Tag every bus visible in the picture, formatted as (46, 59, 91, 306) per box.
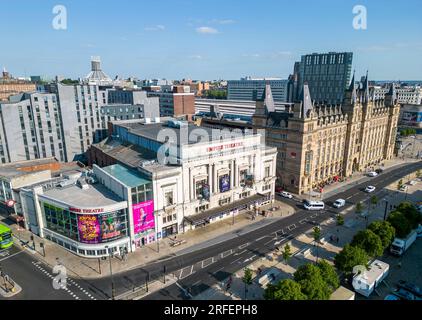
(303, 200, 325, 211)
(0, 224, 13, 250)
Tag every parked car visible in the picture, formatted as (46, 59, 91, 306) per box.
(397, 280, 422, 298)
(278, 191, 293, 199)
(399, 185, 408, 192)
(375, 168, 384, 174)
(364, 186, 376, 193)
(333, 199, 346, 208)
(393, 288, 421, 300)
(408, 180, 418, 186)
(367, 171, 378, 177)
(384, 294, 400, 300)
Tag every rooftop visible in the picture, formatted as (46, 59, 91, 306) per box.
(42, 182, 125, 209)
(117, 119, 255, 145)
(0, 158, 58, 179)
(102, 164, 150, 188)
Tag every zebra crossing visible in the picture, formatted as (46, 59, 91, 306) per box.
(31, 261, 96, 300)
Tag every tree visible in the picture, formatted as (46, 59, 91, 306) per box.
(398, 179, 403, 190)
(387, 210, 413, 238)
(336, 214, 345, 226)
(416, 169, 421, 179)
(60, 78, 79, 85)
(334, 244, 369, 274)
(316, 260, 340, 292)
(368, 221, 396, 250)
(282, 244, 292, 264)
(294, 264, 331, 300)
(351, 229, 384, 258)
(312, 226, 322, 262)
(397, 202, 422, 228)
(370, 196, 378, 208)
(264, 279, 307, 300)
(356, 202, 364, 215)
(242, 268, 253, 300)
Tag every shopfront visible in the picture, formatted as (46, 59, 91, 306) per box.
(40, 200, 130, 258)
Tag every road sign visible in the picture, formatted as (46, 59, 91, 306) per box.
(6, 199, 16, 207)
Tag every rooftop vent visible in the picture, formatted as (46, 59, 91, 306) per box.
(57, 179, 75, 188)
(77, 178, 90, 190)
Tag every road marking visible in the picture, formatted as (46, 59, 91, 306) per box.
(243, 255, 257, 264)
(231, 257, 242, 265)
(192, 280, 201, 286)
(234, 249, 247, 256)
(288, 224, 296, 231)
(221, 250, 233, 258)
(238, 243, 250, 250)
(175, 282, 193, 298)
(213, 267, 224, 274)
(201, 257, 215, 268)
(264, 239, 274, 245)
(0, 250, 24, 262)
(299, 219, 307, 224)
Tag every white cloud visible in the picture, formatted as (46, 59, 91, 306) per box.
(196, 26, 219, 34)
(189, 55, 203, 60)
(212, 19, 236, 25)
(144, 25, 165, 31)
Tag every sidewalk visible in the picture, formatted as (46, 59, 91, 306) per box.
(5, 200, 295, 281)
(194, 170, 421, 300)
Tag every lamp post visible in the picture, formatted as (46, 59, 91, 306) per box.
(154, 211, 161, 253)
(105, 246, 115, 300)
(383, 199, 389, 221)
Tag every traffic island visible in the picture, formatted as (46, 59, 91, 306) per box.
(0, 276, 22, 298)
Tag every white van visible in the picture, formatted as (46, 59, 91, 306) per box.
(303, 200, 325, 211)
(333, 199, 346, 208)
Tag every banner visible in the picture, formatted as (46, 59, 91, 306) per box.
(78, 215, 101, 244)
(219, 174, 230, 193)
(133, 200, 155, 234)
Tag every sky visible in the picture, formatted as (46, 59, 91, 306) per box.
(0, 0, 421, 81)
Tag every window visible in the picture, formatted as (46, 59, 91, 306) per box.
(264, 166, 271, 178)
(164, 191, 174, 206)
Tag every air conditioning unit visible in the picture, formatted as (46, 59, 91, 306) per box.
(145, 118, 151, 124)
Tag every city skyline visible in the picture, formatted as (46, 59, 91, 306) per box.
(1, 0, 421, 81)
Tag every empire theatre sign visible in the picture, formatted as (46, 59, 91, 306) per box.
(69, 207, 105, 214)
(206, 142, 244, 153)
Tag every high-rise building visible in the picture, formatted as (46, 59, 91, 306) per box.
(147, 85, 195, 118)
(373, 85, 422, 105)
(0, 68, 37, 101)
(0, 92, 66, 163)
(294, 52, 353, 104)
(227, 78, 289, 102)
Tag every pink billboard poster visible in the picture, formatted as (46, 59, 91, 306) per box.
(78, 215, 101, 244)
(133, 200, 155, 234)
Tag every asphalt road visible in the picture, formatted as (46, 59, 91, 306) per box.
(2, 161, 421, 300)
(0, 245, 107, 300)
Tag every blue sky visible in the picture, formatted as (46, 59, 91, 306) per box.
(1, 0, 421, 80)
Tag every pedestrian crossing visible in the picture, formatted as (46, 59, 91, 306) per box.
(31, 261, 96, 300)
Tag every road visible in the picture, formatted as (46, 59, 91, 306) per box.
(1, 160, 420, 300)
(0, 245, 107, 300)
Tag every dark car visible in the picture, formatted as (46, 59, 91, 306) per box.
(375, 168, 384, 174)
(393, 288, 420, 301)
(397, 280, 422, 298)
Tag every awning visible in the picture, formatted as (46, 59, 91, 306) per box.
(184, 194, 269, 226)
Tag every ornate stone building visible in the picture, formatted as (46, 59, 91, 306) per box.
(252, 74, 400, 195)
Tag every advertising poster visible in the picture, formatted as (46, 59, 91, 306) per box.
(133, 200, 155, 234)
(219, 174, 230, 193)
(100, 211, 124, 241)
(78, 215, 101, 244)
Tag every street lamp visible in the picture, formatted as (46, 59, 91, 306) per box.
(383, 199, 389, 221)
(105, 245, 115, 300)
(154, 211, 161, 253)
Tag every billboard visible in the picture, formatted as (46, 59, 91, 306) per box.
(133, 200, 155, 234)
(100, 211, 124, 241)
(78, 215, 101, 244)
(219, 174, 230, 193)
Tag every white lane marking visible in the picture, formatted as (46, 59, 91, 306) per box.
(234, 249, 247, 256)
(243, 255, 257, 263)
(288, 224, 297, 230)
(231, 257, 242, 265)
(238, 243, 250, 250)
(0, 250, 24, 262)
(201, 257, 215, 269)
(221, 250, 233, 258)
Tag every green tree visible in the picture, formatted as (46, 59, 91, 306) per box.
(368, 221, 396, 250)
(334, 244, 369, 274)
(294, 264, 331, 300)
(351, 229, 384, 257)
(336, 214, 345, 226)
(242, 268, 253, 300)
(282, 244, 292, 264)
(416, 169, 421, 179)
(387, 210, 413, 238)
(316, 260, 340, 292)
(397, 202, 422, 228)
(398, 179, 403, 190)
(264, 279, 307, 300)
(356, 202, 364, 215)
(60, 78, 80, 85)
(312, 226, 322, 262)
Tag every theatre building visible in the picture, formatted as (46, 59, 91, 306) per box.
(89, 117, 278, 236)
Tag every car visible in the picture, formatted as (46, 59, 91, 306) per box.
(375, 168, 384, 174)
(367, 171, 378, 177)
(333, 199, 346, 208)
(392, 288, 420, 300)
(397, 280, 422, 298)
(408, 180, 418, 186)
(399, 185, 408, 192)
(278, 191, 293, 199)
(364, 186, 376, 193)
(384, 294, 400, 300)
